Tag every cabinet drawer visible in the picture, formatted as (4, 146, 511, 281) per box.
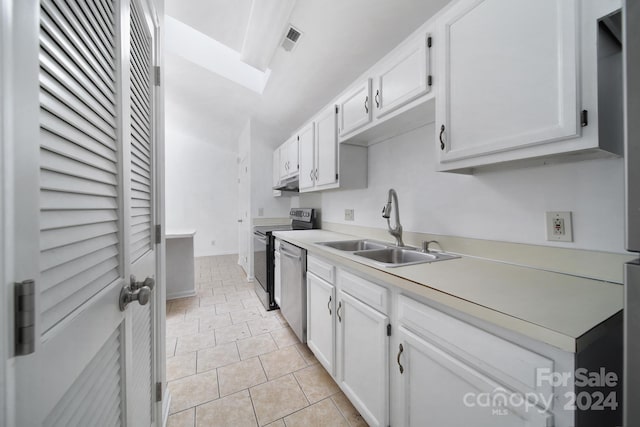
(307, 255, 335, 283)
(338, 270, 388, 314)
(397, 295, 553, 398)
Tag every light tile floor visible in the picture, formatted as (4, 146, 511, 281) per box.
(166, 254, 368, 427)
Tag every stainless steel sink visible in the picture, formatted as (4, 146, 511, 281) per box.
(353, 247, 460, 268)
(317, 238, 460, 267)
(318, 240, 389, 251)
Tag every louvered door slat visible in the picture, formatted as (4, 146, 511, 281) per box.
(54, 343, 120, 427)
(39, 31, 115, 110)
(41, 221, 118, 251)
(42, 259, 119, 327)
(41, 209, 118, 230)
(87, 1, 114, 37)
(131, 214, 151, 227)
(73, 0, 114, 49)
(132, 180, 150, 193)
(41, 170, 118, 198)
(131, 5, 151, 58)
(41, 1, 114, 90)
(41, 111, 116, 159)
(41, 191, 118, 211)
(132, 108, 151, 139)
(40, 55, 116, 128)
(40, 77, 116, 138)
(40, 92, 117, 149)
(41, 131, 117, 174)
(41, 245, 119, 291)
(46, 0, 114, 76)
(45, 329, 122, 427)
(40, 149, 117, 185)
(41, 234, 118, 271)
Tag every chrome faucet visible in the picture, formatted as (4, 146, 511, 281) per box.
(382, 188, 404, 247)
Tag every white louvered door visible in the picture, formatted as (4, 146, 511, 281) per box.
(11, 0, 160, 425)
(128, 1, 157, 426)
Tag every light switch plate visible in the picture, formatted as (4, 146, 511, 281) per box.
(546, 211, 573, 242)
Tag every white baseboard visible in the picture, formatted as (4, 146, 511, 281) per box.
(166, 290, 197, 300)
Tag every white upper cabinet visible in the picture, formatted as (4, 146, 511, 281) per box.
(436, 0, 581, 170)
(337, 79, 372, 137)
(374, 33, 432, 118)
(315, 106, 339, 186)
(298, 121, 315, 191)
(278, 136, 299, 180)
(272, 149, 280, 187)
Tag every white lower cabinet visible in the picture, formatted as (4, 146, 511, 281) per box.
(395, 326, 552, 427)
(303, 252, 621, 427)
(306, 271, 335, 375)
(336, 289, 389, 427)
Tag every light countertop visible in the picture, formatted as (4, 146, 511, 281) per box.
(166, 229, 196, 239)
(273, 229, 623, 353)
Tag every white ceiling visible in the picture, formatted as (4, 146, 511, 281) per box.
(164, 0, 452, 150)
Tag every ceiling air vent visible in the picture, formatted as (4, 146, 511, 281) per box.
(281, 25, 302, 52)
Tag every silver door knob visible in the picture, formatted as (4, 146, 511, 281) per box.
(119, 285, 152, 311)
(130, 275, 155, 291)
(120, 275, 155, 311)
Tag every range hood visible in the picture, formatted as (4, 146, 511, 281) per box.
(273, 175, 299, 192)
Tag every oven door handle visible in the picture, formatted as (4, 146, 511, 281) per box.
(280, 247, 301, 261)
(253, 233, 267, 244)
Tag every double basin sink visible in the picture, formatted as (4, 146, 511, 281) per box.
(317, 239, 460, 268)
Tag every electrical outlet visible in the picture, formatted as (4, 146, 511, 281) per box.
(345, 209, 355, 221)
(546, 211, 573, 242)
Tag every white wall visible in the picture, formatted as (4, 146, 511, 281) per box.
(165, 125, 239, 257)
(250, 120, 292, 220)
(319, 123, 626, 253)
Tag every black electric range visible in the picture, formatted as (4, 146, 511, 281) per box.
(253, 208, 320, 311)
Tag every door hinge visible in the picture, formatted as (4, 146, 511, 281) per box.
(155, 224, 162, 244)
(428, 75, 433, 87)
(387, 324, 392, 336)
(581, 110, 588, 127)
(335, 173, 339, 180)
(15, 280, 36, 356)
(153, 66, 161, 86)
(427, 36, 432, 48)
(156, 382, 163, 402)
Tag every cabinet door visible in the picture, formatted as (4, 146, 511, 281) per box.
(287, 135, 299, 177)
(306, 272, 335, 375)
(315, 105, 338, 187)
(395, 327, 552, 427)
(279, 142, 289, 179)
(375, 33, 431, 118)
(272, 149, 280, 187)
(274, 250, 281, 306)
(338, 79, 372, 136)
(298, 123, 315, 190)
(337, 290, 389, 427)
(437, 0, 578, 163)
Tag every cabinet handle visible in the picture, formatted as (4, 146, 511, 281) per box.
(375, 89, 380, 108)
(315, 168, 319, 180)
(397, 343, 404, 374)
(310, 169, 314, 181)
(364, 96, 369, 114)
(439, 125, 446, 151)
(328, 295, 332, 315)
(337, 301, 342, 322)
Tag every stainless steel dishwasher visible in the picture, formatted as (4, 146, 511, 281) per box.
(279, 241, 307, 343)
